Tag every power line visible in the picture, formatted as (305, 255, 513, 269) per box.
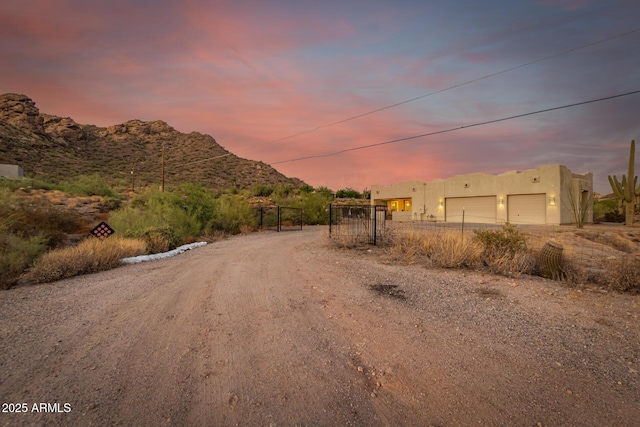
(271, 89, 640, 165)
(234, 27, 640, 151)
(180, 27, 640, 168)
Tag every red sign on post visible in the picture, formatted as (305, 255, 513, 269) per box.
(90, 222, 115, 239)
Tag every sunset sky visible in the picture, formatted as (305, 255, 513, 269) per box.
(1, 0, 639, 193)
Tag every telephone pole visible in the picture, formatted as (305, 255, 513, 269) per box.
(161, 143, 165, 192)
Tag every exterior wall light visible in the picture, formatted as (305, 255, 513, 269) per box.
(499, 198, 504, 206)
(439, 200, 444, 208)
(549, 196, 556, 206)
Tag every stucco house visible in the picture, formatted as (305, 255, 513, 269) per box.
(371, 164, 593, 225)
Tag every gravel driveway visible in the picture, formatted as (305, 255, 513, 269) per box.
(1, 227, 638, 426)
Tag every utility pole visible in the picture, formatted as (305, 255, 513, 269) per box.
(161, 143, 165, 192)
(131, 168, 135, 193)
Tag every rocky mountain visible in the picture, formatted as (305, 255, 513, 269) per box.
(0, 93, 304, 190)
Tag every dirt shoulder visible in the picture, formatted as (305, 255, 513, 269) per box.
(1, 227, 639, 426)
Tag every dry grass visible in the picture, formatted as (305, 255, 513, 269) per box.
(386, 229, 483, 268)
(486, 251, 537, 278)
(240, 224, 258, 234)
(575, 230, 635, 253)
(324, 229, 372, 249)
(605, 256, 640, 293)
(26, 237, 146, 284)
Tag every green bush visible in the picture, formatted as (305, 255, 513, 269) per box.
(0, 176, 62, 192)
(252, 184, 273, 197)
(210, 194, 257, 234)
(594, 199, 619, 222)
(110, 189, 201, 250)
(61, 174, 118, 198)
(272, 184, 293, 198)
(473, 224, 534, 276)
(109, 185, 259, 250)
(122, 225, 181, 254)
(473, 223, 528, 256)
(299, 184, 314, 194)
(299, 192, 333, 225)
(336, 188, 362, 198)
(0, 231, 47, 289)
(0, 190, 83, 248)
(604, 211, 625, 223)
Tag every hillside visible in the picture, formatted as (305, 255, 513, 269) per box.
(0, 93, 304, 190)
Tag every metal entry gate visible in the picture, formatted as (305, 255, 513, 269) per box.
(255, 206, 303, 231)
(329, 204, 387, 245)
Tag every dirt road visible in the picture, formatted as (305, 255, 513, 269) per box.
(1, 227, 639, 426)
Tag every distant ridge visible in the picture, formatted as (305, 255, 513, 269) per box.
(0, 93, 304, 190)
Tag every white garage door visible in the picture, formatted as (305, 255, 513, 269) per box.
(445, 196, 496, 224)
(508, 194, 546, 225)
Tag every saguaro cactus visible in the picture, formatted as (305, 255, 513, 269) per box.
(608, 140, 638, 225)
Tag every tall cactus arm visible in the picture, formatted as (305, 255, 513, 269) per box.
(628, 140, 635, 200)
(629, 140, 635, 176)
(608, 175, 628, 201)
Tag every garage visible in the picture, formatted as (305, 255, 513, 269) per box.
(508, 194, 546, 225)
(445, 196, 496, 224)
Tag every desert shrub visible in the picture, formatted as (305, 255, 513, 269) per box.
(336, 188, 362, 199)
(426, 230, 482, 268)
(0, 176, 61, 192)
(575, 231, 634, 253)
(474, 224, 527, 256)
(61, 173, 118, 198)
(0, 231, 47, 289)
(604, 211, 625, 223)
(385, 228, 482, 268)
(111, 186, 258, 247)
(473, 224, 535, 276)
(26, 236, 146, 284)
(277, 191, 333, 225)
(606, 257, 640, 293)
(301, 192, 333, 225)
(272, 184, 293, 198)
(178, 183, 217, 228)
(210, 194, 257, 234)
(124, 225, 181, 253)
(252, 184, 273, 197)
(325, 230, 372, 249)
(299, 184, 314, 194)
(102, 195, 122, 210)
(110, 188, 205, 248)
(0, 190, 84, 248)
(593, 199, 618, 222)
(110, 204, 194, 251)
(239, 224, 258, 234)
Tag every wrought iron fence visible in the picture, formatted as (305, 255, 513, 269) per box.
(254, 206, 303, 231)
(255, 206, 279, 230)
(278, 206, 303, 231)
(329, 204, 387, 245)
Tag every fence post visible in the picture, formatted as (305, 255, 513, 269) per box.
(329, 204, 332, 236)
(461, 208, 465, 239)
(277, 206, 281, 232)
(373, 205, 377, 245)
